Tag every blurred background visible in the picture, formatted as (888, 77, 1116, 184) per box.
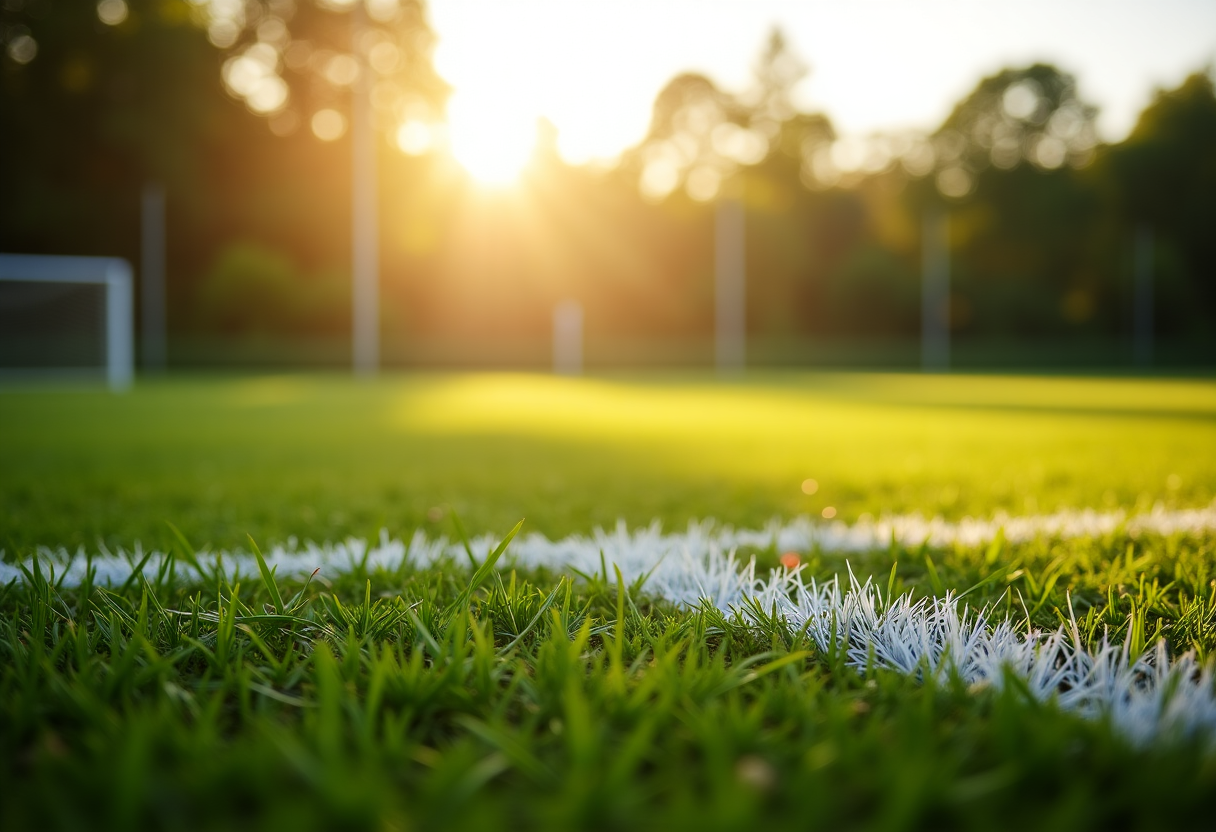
(2, 0, 1214, 372)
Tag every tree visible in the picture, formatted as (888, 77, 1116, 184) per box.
(1097, 71, 1216, 337)
(625, 28, 829, 204)
(188, 0, 450, 371)
(1, 0, 225, 255)
(927, 63, 1099, 200)
(191, 0, 448, 143)
(0, 1, 446, 351)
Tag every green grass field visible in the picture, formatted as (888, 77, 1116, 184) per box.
(3, 372, 1216, 831)
(3, 372, 1214, 550)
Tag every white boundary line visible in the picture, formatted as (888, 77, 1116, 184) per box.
(4, 503, 1216, 746)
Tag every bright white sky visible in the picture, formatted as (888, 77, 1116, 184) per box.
(428, 0, 1216, 170)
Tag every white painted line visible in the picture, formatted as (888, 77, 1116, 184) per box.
(4, 503, 1216, 746)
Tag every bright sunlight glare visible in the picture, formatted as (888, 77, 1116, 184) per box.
(428, 0, 1216, 162)
(446, 89, 537, 186)
(430, 2, 654, 167)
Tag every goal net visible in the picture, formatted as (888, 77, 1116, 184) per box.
(0, 255, 134, 390)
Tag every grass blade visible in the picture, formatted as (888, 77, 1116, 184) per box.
(248, 535, 286, 615)
(449, 519, 524, 613)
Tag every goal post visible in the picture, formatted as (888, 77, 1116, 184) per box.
(0, 254, 134, 390)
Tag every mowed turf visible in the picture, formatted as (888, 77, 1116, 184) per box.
(2, 371, 1214, 552)
(4, 372, 1216, 831)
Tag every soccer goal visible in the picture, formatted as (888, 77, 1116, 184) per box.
(0, 254, 134, 390)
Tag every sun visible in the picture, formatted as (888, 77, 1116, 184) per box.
(446, 90, 537, 186)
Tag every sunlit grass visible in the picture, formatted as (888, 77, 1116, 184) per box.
(2, 371, 1214, 551)
(4, 371, 1216, 830)
(4, 521, 1216, 831)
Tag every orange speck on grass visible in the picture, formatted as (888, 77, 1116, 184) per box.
(780, 552, 801, 570)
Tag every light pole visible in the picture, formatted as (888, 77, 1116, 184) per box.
(1133, 224, 1153, 368)
(714, 188, 746, 373)
(140, 182, 166, 372)
(553, 300, 584, 375)
(350, 4, 379, 375)
(921, 210, 950, 371)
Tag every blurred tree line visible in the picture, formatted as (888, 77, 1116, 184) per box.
(2, 1, 1214, 366)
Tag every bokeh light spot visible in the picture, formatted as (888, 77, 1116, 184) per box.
(366, 0, 401, 22)
(1033, 136, 1066, 169)
(936, 166, 973, 198)
(256, 17, 288, 46)
(1003, 81, 1041, 121)
(246, 76, 288, 114)
(311, 109, 347, 142)
(7, 34, 37, 65)
(901, 139, 936, 176)
(368, 42, 401, 75)
(640, 159, 680, 202)
(396, 120, 433, 156)
(97, 0, 128, 26)
(686, 167, 722, 202)
(324, 54, 359, 87)
(711, 123, 767, 165)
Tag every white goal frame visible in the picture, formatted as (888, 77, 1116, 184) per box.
(0, 254, 134, 390)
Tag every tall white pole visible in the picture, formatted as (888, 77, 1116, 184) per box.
(921, 210, 950, 371)
(1133, 224, 1153, 368)
(106, 260, 135, 391)
(553, 300, 583, 375)
(351, 5, 379, 374)
(140, 182, 166, 372)
(714, 193, 746, 373)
